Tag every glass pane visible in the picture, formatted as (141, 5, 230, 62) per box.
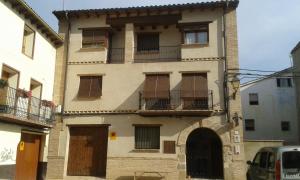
(197, 32, 208, 44)
(260, 152, 268, 168)
(185, 32, 196, 44)
(283, 151, 300, 169)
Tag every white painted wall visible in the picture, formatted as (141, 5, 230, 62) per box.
(0, 0, 56, 100)
(0, 0, 57, 176)
(241, 72, 299, 144)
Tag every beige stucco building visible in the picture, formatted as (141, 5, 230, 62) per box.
(47, 1, 246, 180)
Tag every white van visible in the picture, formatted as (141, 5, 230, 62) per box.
(247, 146, 300, 180)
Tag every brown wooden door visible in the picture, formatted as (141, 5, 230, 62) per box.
(67, 126, 108, 177)
(15, 133, 41, 180)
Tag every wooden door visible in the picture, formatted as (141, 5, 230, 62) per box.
(67, 126, 108, 177)
(15, 133, 41, 180)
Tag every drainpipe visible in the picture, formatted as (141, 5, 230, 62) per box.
(61, 12, 71, 124)
(223, 1, 230, 122)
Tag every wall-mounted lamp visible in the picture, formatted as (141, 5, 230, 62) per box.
(231, 76, 240, 99)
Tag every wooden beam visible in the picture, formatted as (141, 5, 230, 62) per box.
(107, 14, 181, 26)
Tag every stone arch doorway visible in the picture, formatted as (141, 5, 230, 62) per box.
(186, 128, 224, 179)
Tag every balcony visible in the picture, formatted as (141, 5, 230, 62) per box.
(107, 48, 125, 64)
(134, 46, 181, 62)
(138, 90, 214, 116)
(0, 86, 55, 128)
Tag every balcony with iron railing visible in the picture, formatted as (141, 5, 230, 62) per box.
(0, 86, 55, 127)
(138, 90, 214, 116)
(134, 46, 181, 62)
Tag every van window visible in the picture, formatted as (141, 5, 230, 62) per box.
(267, 152, 275, 169)
(253, 152, 261, 166)
(282, 151, 300, 169)
(259, 152, 268, 168)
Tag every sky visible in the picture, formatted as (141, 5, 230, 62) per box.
(24, 0, 300, 72)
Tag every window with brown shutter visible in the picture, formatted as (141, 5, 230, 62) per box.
(143, 74, 170, 110)
(143, 74, 170, 99)
(78, 76, 102, 98)
(163, 141, 176, 154)
(181, 73, 208, 109)
(82, 29, 107, 48)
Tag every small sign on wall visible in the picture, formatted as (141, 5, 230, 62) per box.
(110, 132, 117, 140)
(19, 141, 25, 151)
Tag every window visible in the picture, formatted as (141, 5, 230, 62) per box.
(281, 121, 290, 131)
(245, 119, 255, 131)
(82, 28, 106, 48)
(181, 73, 208, 109)
(253, 152, 261, 166)
(249, 93, 259, 105)
(184, 25, 208, 45)
(22, 25, 35, 58)
(259, 152, 268, 168)
(135, 126, 160, 149)
(137, 33, 159, 52)
(267, 152, 275, 169)
(78, 76, 102, 98)
(143, 74, 170, 109)
(277, 78, 292, 87)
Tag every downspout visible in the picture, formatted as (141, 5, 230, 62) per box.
(223, 1, 230, 122)
(61, 12, 71, 123)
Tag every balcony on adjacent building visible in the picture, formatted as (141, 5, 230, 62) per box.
(0, 86, 55, 128)
(138, 90, 214, 116)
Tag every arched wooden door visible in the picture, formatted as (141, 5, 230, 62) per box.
(186, 128, 224, 179)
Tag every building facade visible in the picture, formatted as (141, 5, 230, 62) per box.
(291, 41, 300, 143)
(0, 0, 62, 179)
(47, 1, 246, 180)
(241, 68, 299, 145)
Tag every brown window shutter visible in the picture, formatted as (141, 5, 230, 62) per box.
(181, 73, 208, 98)
(143, 74, 170, 99)
(181, 74, 194, 98)
(78, 77, 92, 98)
(156, 75, 170, 99)
(78, 76, 102, 98)
(89, 76, 102, 97)
(163, 141, 176, 154)
(82, 29, 94, 44)
(143, 75, 158, 99)
(194, 73, 208, 98)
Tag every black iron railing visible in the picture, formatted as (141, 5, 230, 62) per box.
(139, 90, 213, 111)
(0, 86, 55, 124)
(134, 46, 181, 62)
(107, 48, 125, 64)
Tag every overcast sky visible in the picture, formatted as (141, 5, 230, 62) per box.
(25, 0, 300, 72)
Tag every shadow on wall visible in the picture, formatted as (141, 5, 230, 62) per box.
(115, 82, 144, 110)
(0, 164, 15, 179)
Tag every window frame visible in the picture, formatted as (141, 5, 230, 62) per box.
(276, 78, 292, 88)
(136, 33, 160, 52)
(81, 28, 107, 49)
(245, 119, 255, 131)
(22, 24, 36, 59)
(281, 121, 290, 131)
(183, 24, 209, 45)
(134, 125, 161, 150)
(77, 75, 103, 99)
(249, 93, 259, 105)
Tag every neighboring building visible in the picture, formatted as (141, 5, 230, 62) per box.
(241, 68, 299, 145)
(291, 41, 300, 144)
(47, 1, 246, 180)
(0, 0, 62, 179)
